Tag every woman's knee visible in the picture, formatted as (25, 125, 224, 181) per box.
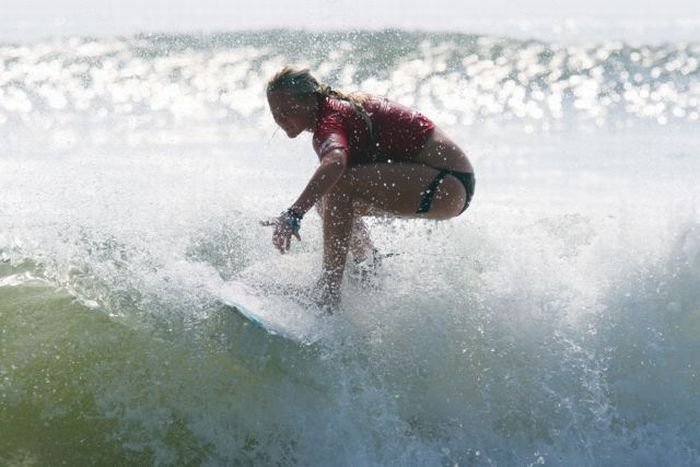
(427, 176, 467, 219)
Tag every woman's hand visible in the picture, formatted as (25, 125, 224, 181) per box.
(260, 210, 302, 253)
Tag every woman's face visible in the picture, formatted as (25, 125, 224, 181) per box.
(267, 91, 316, 138)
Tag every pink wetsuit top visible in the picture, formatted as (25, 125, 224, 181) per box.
(312, 96, 436, 165)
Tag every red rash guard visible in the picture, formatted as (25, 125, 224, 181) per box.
(312, 96, 436, 165)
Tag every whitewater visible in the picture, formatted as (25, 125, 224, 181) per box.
(1, 29, 699, 465)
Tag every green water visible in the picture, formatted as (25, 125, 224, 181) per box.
(0, 270, 303, 465)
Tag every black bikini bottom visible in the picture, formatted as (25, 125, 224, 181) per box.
(417, 170, 475, 215)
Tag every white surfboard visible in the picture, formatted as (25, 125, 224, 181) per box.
(217, 280, 322, 344)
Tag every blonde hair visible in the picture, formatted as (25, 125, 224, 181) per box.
(267, 65, 372, 115)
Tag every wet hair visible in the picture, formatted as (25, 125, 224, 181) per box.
(267, 66, 374, 135)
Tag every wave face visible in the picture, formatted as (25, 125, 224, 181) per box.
(1, 30, 699, 466)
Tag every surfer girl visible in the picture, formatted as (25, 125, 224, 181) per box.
(263, 66, 475, 309)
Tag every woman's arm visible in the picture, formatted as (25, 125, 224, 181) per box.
(265, 149, 349, 254)
(289, 149, 348, 216)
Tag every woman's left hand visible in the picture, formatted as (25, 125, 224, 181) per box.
(260, 211, 302, 253)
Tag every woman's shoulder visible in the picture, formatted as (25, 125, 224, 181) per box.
(320, 96, 354, 114)
(315, 98, 347, 127)
(368, 97, 412, 114)
(315, 96, 363, 128)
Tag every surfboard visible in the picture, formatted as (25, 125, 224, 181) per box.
(217, 280, 322, 344)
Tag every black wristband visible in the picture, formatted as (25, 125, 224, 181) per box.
(283, 208, 303, 232)
(286, 208, 303, 220)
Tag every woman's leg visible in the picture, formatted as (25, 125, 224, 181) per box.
(318, 184, 354, 307)
(349, 217, 374, 259)
(319, 162, 467, 307)
(340, 162, 467, 220)
(316, 198, 375, 260)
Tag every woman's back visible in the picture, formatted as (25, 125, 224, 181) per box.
(313, 96, 436, 165)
